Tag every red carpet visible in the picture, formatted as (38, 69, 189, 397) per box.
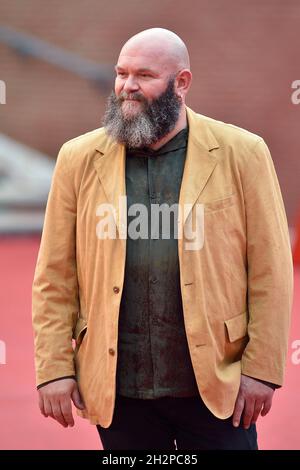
(0, 237, 299, 449)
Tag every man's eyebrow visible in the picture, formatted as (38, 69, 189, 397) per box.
(137, 68, 157, 74)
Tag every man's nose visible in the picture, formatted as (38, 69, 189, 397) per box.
(123, 75, 139, 93)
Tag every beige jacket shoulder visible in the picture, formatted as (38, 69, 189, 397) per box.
(32, 107, 293, 427)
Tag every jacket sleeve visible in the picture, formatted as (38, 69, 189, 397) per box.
(32, 143, 79, 387)
(241, 139, 293, 386)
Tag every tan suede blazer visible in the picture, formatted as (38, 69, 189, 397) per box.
(32, 107, 293, 427)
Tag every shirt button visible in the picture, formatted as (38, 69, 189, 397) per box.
(113, 286, 120, 293)
(108, 348, 115, 356)
(150, 277, 158, 284)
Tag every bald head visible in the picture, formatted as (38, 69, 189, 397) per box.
(119, 28, 190, 73)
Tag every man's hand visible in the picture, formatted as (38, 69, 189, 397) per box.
(232, 374, 274, 429)
(38, 378, 85, 428)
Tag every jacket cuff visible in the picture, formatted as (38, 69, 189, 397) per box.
(37, 375, 76, 390)
(243, 374, 280, 390)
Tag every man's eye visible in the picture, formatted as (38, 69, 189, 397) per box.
(117, 72, 126, 77)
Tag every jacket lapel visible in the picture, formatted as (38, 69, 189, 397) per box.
(93, 137, 126, 235)
(179, 108, 220, 225)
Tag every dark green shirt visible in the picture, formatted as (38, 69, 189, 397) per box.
(116, 127, 199, 399)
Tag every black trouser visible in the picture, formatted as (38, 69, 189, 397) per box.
(96, 394, 258, 450)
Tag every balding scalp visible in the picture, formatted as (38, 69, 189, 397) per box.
(121, 28, 190, 71)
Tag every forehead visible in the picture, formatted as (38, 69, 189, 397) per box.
(116, 56, 161, 74)
(116, 42, 173, 74)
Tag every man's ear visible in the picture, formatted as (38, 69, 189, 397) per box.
(176, 69, 192, 98)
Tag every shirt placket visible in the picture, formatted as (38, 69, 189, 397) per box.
(147, 155, 161, 397)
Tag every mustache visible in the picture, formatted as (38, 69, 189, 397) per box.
(118, 91, 146, 103)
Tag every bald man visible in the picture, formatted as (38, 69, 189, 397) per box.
(32, 28, 293, 450)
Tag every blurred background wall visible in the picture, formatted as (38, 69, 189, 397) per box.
(1, 0, 299, 225)
(1, 0, 300, 450)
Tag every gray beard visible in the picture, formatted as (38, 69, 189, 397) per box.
(102, 78, 181, 148)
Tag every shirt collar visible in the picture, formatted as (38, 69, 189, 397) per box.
(128, 126, 189, 158)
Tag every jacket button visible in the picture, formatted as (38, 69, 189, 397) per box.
(113, 286, 120, 293)
(109, 348, 115, 356)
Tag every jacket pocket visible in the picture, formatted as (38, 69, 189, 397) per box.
(223, 311, 249, 363)
(73, 317, 87, 352)
(204, 194, 236, 212)
(224, 311, 248, 343)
